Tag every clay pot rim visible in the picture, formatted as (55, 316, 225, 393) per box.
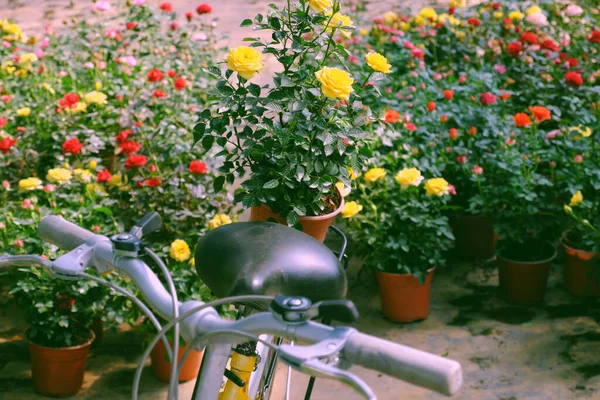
(496, 241, 557, 265)
(28, 329, 95, 351)
(375, 268, 435, 278)
(256, 187, 345, 221)
(561, 234, 597, 257)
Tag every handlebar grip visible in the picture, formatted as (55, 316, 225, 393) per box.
(38, 215, 96, 250)
(343, 331, 462, 396)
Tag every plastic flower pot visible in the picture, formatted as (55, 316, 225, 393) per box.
(375, 269, 434, 323)
(497, 241, 556, 305)
(250, 191, 344, 243)
(29, 331, 95, 397)
(451, 214, 496, 259)
(562, 239, 600, 297)
(150, 340, 203, 383)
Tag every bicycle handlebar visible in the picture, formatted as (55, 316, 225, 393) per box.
(343, 331, 462, 396)
(38, 215, 95, 250)
(36, 215, 463, 397)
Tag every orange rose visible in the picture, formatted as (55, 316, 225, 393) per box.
(384, 109, 401, 123)
(513, 113, 532, 127)
(528, 106, 551, 123)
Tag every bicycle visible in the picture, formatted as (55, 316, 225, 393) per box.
(0, 212, 463, 399)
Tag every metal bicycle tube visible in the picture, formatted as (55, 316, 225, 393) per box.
(194, 343, 232, 400)
(248, 336, 283, 400)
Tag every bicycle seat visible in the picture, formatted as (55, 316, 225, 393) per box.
(194, 222, 347, 304)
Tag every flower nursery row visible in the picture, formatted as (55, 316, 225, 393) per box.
(0, 0, 599, 395)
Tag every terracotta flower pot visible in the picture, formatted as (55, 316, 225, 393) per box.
(250, 193, 344, 243)
(497, 241, 556, 305)
(452, 214, 496, 259)
(375, 269, 434, 323)
(29, 331, 95, 397)
(562, 240, 600, 297)
(150, 339, 203, 383)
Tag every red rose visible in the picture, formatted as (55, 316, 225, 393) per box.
(443, 89, 454, 100)
(185, 12, 193, 21)
(126, 21, 137, 30)
(148, 164, 157, 172)
(567, 58, 578, 68)
(427, 101, 436, 112)
(541, 39, 559, 52)
(116, 129, 132, 143)
(469, 126, 477, 136)
(520, 32, 538, 45)
(168, 70, 177, 78)
(384, 109, 400, 123)
(480, 92, 497, 105)
(405, 122, 417, 131)
(144, 178, 161, 187)
(0, 117, 7, 130)
(152, 89, 167, 98)
(449, 128, 458, 140)
(147, 68, 164, 82)
(491, 2, 500, 10)
(170, 23, 178, 31)
(565, 71, 583, 87)
(467, 18, 481, 26)
(174, 77, 187, 91)
(125, 154, 147, 169)
(440, 114, 448, 123)
(587, 30, 600, 44)
(507, 41, 523, 57)
(0, 137, 16, 154)
(59, 93, 80, 109)
(196, 4, 212, 14)
(62, 138, 84, 155)
(159, 2, 173, 12)
(456, 154, 467, 164)
(120, 140, 141, 155)
(189, 161, 207, 175)
(411, 48, 424, 60)
(97, 169, 112, 183)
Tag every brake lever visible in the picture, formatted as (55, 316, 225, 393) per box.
(277, 327, 377, 400)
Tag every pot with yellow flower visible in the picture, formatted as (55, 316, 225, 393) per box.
(344, 165, 455, 322)
(194, 0, 388, 242)
(562, 191, 600, 297)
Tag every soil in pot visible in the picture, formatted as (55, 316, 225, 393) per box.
(150, 340, 203, 383)
(29, 330, 95, 397)
(497, 240, 556, 305)
(451, 214, 496, 259)
(250, 192, 344, 243)
(375, 269, 434, 323)
(562, 239, 600, 297)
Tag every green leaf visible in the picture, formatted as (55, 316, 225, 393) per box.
(94, 206, 113, 217)
(193, 123, 206, 146)
(203, 66, 222, 77)
(286, 210, 299, 227)
(263, 179, 280, 189)
(248, 84, 261, 97)
(240, 19, 253, 27)
(213, 176, 225, 192)
(216, 83, 234, 96)
(201, 135, 214, 150)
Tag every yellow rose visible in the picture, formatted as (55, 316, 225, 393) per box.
(414, 15, 427, 26)
(1, 20, 23, 42)
(169, 239, 191, 262)
(399, 21, 411, 31)
(17, 107, 30, 117)
(569, 126, 592, 139)
(418, 7, 438, 21)
(226, 46, 264, 80)
(73, 169, 93, 183)
(455, 31, 466, 40)
(395, 168, 424, 189)
(308, 0, 332, 13)
(570, 191, 583, 207)
(364, 168, 386, 182)
(18, 177, 42, 191)
(108, 173, 123, 188)
(383, 11, 398, 25)
(347, 167, 360, 180)
(438, 14, 460, 26)
(526, 5, 542, 15)
(493, 11, 504, 19)
(42, 83, 55, 94)
(1, 61, 16, 74)
(84, 91, 107, 106)
(424, 178, 450, 196)
(449, 0, 466, 8)
(209, 214, 232, 230)
(86, 183, 107, 197)
(19, 53, 37, 64)
(325, 12, 354, 38)
(315, 67, 354, 101)
(189, 257, 195, 267)
(564, 204, 573, 214)
(46, 168, 72, 184)
(89, 160, 98, 170)
(508, 11, 524, 21)
(342, 201, 362, 218)
(366, 52, 392, 74)
(95, 81, 102, 91)
(335, 182, 351, 197)
(359, 28, 369, 36)
(65, 102, 87, 114)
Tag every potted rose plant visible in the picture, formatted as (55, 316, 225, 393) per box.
(194, 0, 386, 242)
(344, 161, 454, 322)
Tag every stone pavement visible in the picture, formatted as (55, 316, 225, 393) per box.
(1, 256, 600, 399)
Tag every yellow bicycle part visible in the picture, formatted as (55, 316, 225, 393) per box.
(218, 351, 257, 400)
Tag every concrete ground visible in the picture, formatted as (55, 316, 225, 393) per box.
(1, 255, 600, 400)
